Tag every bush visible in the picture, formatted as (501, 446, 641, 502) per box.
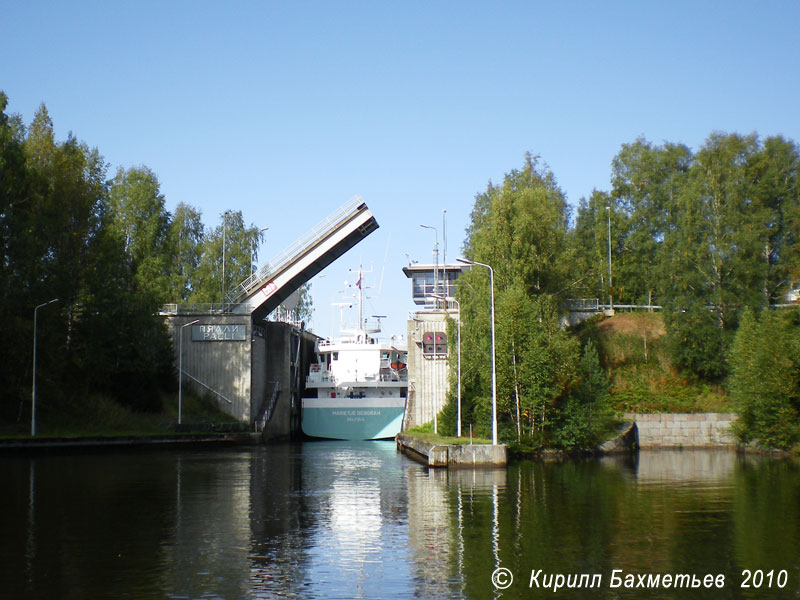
(552, 341, 614, 450)
(729, 308, 800, 450)
(664, 305, 730, 380)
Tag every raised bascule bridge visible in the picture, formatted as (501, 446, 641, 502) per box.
(162, 197, 379, 439)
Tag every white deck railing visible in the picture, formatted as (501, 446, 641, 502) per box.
(231, 195, 364, 301)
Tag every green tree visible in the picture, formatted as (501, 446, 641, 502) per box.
(190, 210, 264, 304)
(0, 92, 39, 419)
(743, 136, 800, 304)
(457, 155, 597, 445)
(168, 202, 205, 302)
(107, 166, 174, 302)
(514, 295, 579, 439)
(569, 190, 613, 301)
(0, 95, 175, 423)
(610, 138, 691, 305)
(69, 222, 175, 411)
(659, 134, 755, 378)
(552, 340, 612, 449)
(285, 282, 314, 324)
(20, 106, 110, 409)
(729, 308, 800, 449)
(659, 133, 800, 379)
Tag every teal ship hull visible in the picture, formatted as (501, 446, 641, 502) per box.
(302, 399, 406, 441)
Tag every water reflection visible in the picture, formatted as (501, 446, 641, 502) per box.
(1, 447, 799, 599)
(601, 449, 739, 483)
(298, 441, 414, 599)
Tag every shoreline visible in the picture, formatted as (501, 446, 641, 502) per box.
(0, 432, 263, 454)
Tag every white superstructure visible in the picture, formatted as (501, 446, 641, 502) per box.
(302, 269, 408, 440)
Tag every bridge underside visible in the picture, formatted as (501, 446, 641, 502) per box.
(231, 198, 379, 322)
(250, 215, 378, 322)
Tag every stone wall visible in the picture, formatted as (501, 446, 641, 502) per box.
(625, 413, 738, 448)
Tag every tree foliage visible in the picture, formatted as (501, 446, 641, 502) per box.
(169, 202, 205, 302)
(0, 92, 291, 428)
(729, 308, 800, 449)
(453, 155, 612, 448)
(571, 132, 800, 381)
(189, 210, 265, 304)
(108, 166, 174, 302)
(0, 95, 176, 420)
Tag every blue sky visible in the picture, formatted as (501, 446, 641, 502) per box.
(4, 1, 799, 339)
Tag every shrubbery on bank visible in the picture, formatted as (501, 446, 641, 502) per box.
(729, 308, 800, 450)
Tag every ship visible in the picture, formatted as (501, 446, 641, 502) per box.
(302, 269, 408, 440)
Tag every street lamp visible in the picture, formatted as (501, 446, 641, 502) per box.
(222, 214, 227, 308)
(179, 319, 200, 425)
(434, 293, 461, 437)
(606, 205, 613, 311)
(32, 298, 59, 436)
(221, 210, 233, 309)
(457, 257, 497, 445)
(420, 224, 439, 305)
(420, 224, 440, 434)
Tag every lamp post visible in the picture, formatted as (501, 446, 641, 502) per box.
(222, 214, 227, 308)
(420, 223, 440, 434)
(221, 210, 232, 309)
(442, 209, 447, 290)
(32, 298, 59, 436)
(457, 258, 497, 445)
(606, 205, 613, 311)
(419, 224, 439, 304)
(179, 319, 200, 425)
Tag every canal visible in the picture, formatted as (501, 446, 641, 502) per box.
(2, 442, 799, 599)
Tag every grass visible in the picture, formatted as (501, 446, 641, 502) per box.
(577, 312, 733, 413)
(402, 424, 492, 445)
(0, 390, 241, 439)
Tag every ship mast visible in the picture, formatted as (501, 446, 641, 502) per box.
(338, 265, 380, 338)
(356, 265, 364, 333)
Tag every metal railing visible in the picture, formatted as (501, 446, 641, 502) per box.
(560, 298, 663, 312)
(598, 303, 662, 311)
(562, 298, 600, 311)
(180, 371, 233, 404)
(159, 303, 249, 315)
(231, 195, 365, 301)
(255, 380, 281, 431)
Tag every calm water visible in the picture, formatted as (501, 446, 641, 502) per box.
(1, 443, 799, 599)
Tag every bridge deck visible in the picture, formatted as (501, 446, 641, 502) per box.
(231, 196, 379, 321)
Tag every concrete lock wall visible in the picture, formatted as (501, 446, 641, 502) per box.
(260, 322, 318, 440)
(167, 315, 255, 423)
(405, 312, 450, 429)
(626, 413, 738, 448)
(167, 316, 316, 437)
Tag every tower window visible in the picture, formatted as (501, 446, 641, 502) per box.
(423, 332, 447, 356)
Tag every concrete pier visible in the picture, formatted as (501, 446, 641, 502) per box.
(396, 433, 507, 468)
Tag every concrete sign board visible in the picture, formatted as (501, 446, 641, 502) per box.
(192, 324, 247, 341)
